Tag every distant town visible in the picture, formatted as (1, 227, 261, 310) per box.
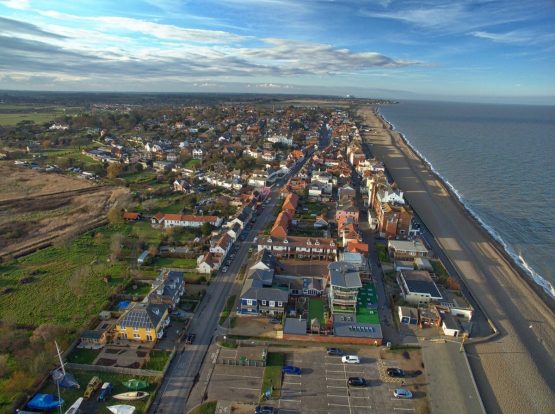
(0, 94, 508, 414)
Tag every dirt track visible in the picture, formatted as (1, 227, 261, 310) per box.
(359, 106, 555, 413)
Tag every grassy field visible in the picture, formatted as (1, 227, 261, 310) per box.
(0, 225, 130, 329)
(376, 244, 390, 263)
(184, 159, 201, 168)
(0, 105, 81, 126)
(39, 369, 158, 414)
(261, 352, 285, 400)
(144, 350, 171, 371)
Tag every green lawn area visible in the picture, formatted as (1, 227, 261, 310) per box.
(130, 221, 164, 244)
(153, 257, 197, 269)
(0, 111, 66, 126)
(431, 260, 449, 278)
(261, 352, 285, 400)
(219, 295, 236, 325)
(123, 282, 153, 296)
(144, 350, 171, 371)
(184, 158, 201, 168)
(308, 298, 325, 324)
(66, 348, 101, 365)
(122, 170, 157, 184)
(39, 369, 158, 414)
(356, 283, 380, 324)
(190, 401, 217, 414)
(0, 225, 130, 330)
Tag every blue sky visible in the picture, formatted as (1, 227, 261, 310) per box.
(0, 0, 554, 103)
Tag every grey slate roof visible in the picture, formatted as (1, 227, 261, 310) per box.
(249, 269, 275, 286)
(241, 286, 289, 303)
(329, 261, 362, 289)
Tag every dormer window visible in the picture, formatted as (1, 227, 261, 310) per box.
(283, 239, 288, 244)
(267, 238, 272, 243)
(307, 240, 311, 246)
(315, 240, 320, 246)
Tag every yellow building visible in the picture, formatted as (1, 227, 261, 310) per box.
(115, 303, 169, 342)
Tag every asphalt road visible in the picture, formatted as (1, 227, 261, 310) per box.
(360, 107, 555, 414)
(149, 133, 323, 414)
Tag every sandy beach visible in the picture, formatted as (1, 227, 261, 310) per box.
(359, 106, 555, 413)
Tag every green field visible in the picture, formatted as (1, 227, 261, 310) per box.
(184, 158, 201, 168)
(0, 225, 129, 329)
(0, 105, 81, 126)
(66, 348, 101, 365)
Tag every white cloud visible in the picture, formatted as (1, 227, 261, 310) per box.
(471, 30, 555, 45)
(1, 0, 30, 10)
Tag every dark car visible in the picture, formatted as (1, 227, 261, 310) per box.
(282, 365, 302, 375)
(97, 382, 113, 401)
(185, 334, 196, 344)
(254, 406, 275, 414)
(348, 377, 367, 387)
(387, 368, 405, 377)
(326, 347, 343, 356)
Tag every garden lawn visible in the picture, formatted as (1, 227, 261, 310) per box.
(153, 257, 197, 269)
(39, 369, 158, 414)
(308, 298, 325, 324)
(131, 221, 163, 244)
(144, 350, 171, 371)
(261, 352, 284, 400)
(184, 159, 201, 168)
(67, 348, 101, 365)
(0, 225, 129, 330)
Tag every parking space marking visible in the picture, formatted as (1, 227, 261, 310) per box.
(283, 381, 301, 385)
(327, 385, 347, 389)
(326, 377, 346, 380)
(213, 373, 262, 379)
(280, 398, 301, 403)
(327, 394, 348, 398)
(325, 363, 345, 366)
(326, 370, 346, 373)
(393, 408, 415, 411)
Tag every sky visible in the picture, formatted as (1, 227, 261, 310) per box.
(0, 0, 554, 104)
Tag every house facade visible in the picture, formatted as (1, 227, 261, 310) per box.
(115, 303, 169, 342)
(257, 235, 337, 260)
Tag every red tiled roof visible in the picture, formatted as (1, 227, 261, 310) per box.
(123, 212, 140, 220)
(162, 214, 219, 222)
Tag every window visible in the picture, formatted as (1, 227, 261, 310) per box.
(133, 333, 140, 339)
(146, 335, 153, 341)
(269, 301, 275, 307)
(133, 327, 139, 331)
(261, 300, 267, 306)
(277, 301, 283, 307)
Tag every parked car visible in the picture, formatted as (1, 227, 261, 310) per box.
(387, 368, 405, 378)
(326, 347, 343, 356)
(222, 267, 228, 273)
(347, 377, 367, 387)
(394, 388, 413, 399)
(97, 382, 113, 401)
(341, 355, 360, 364)
(282, 365, 302, 375)
(185, 334, 196, 344)
(255, 406, 275, 414)
(83, 376, 102, 399)
(270, 318, 281, 324)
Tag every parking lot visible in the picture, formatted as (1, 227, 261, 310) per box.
(274, 348, 418, 413)
(207, 364, 265, 403)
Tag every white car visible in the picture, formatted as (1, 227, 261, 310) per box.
(394, 388, 413, 399)
(341, 355, 360, 364)
(222, 267, 228, 273)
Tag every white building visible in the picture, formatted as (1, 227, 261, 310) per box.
(267, 135, 293, 146)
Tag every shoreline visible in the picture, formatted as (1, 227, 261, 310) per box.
(375, 106, 555, 304)
(359, 104, 555, 413)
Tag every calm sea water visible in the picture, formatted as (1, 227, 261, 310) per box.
(378, 100, 555, 298)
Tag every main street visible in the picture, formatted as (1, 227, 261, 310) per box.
(149, 124, 327, 413)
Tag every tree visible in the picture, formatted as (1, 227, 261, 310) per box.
(107, 162, 123, 179)
(201, 222, 214, 237)
(107, 206, 123, 224)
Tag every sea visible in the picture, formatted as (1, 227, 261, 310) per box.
(378, 100, 555, 299)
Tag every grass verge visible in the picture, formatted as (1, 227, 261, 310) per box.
(189, 401, 217, 414)
(261, 352, 285, 400)
(219, 295, 236, 325)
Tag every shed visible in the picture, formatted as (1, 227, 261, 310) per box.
(414, 257, 433, 271)
(137, 250, 150, 265)
(283, 318, 307, 336)
(398, 306, 418, 325)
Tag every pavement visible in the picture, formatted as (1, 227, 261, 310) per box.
(359, 106, 555, 414)
(419, 339, 484, 414)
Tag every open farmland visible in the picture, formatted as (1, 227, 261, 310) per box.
(0, 162, 128, 260)
(0, 104, 81, 126)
